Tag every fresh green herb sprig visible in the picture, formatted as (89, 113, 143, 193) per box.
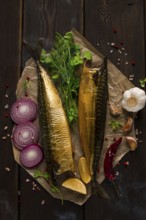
(22, 78, 30, 93)
(139, 78, 146, 88)
(34, 170, 49, 180)
(40, 32, 92, 124)
(34, 170, 64, 205)
(109, 120, 122, 131)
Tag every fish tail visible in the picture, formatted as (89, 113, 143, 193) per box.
(23, 40, 39, 61)
(92, 180, 110, 199)
(111, 180, 122, 198)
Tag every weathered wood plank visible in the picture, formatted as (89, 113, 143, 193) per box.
(22, 0, 84, 65)
(20, 170, 84, 220)
(84, 0, 146, 219)
(20, 0, 84, 219)
(0, 1, 22, 219)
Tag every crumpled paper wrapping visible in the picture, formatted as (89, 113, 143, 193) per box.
(13, 29, 135, 205)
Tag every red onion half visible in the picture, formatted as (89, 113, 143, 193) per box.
(20, 144, 43, 168)
(10, 97, 38, 124)
(12, 122, 39, 150)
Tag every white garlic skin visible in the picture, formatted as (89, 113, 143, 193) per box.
(126, 136, 137, 151)
(121, 87, 146, 112)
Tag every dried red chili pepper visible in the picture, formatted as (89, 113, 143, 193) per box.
(104, 137, 122, 181)
(104, 137, 122, 197)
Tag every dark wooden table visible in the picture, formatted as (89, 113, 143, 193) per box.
(0, 0, 146, 219)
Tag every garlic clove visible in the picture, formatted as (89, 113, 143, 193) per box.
(122, 117, 133, 133)
(126, 136, 137, 151)
(109, 103, 122, 116)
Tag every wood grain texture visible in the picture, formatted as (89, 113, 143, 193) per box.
(22, 0, 84, 65)
(0, 1, 22, 220)
(20, 1, 84, 219)
(85, 0, 145, 78)
(84, 0, 146, 219)
(0, 1, 146, 219)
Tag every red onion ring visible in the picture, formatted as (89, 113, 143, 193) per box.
(10, 97, 38, 124)
(12, 122, 39, 150)
(20, 144, 43, 168)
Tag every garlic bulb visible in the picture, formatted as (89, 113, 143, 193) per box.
(121, 87, 146, 112)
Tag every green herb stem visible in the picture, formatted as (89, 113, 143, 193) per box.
(109, 120, 122, 131)
(40, 32, 92, 125)
(34, 170, 64, 204)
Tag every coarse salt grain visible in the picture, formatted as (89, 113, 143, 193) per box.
(135, 129, 139, 135)
(5, 167, 10, 172)
(111, 42, 115, 46)
(32, 182, 37, 187)
(4, 126, 8, 131)
(26, 178, 30, 183)
(5, 104, 9, 109)
(41, 200, 45, 205)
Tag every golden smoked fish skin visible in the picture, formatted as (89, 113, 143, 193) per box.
(37, 63, 75, 176)
(78, 65, 98, 165)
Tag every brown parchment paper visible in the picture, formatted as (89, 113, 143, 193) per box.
(13, 30, 135, 205)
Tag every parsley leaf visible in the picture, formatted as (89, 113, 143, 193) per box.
(109, 120, 122, 131)
(34, 170, 49, 181)
(139, 78, 146, 88)
(82, 50, 92, 60)
(40, 32, 92, 124)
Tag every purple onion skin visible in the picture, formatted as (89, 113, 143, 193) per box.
(20, 144, 44, 168)
(12, 122, 39, 150)
(10, 97, 38, 124)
